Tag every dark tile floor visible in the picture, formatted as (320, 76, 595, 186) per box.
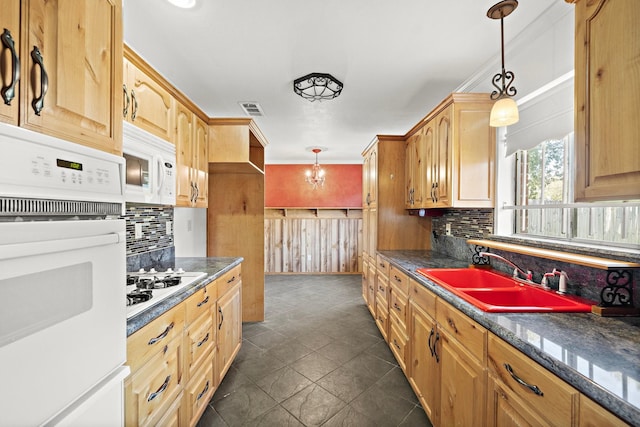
(197, 274, 432, 427)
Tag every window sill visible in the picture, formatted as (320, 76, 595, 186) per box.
(468, 236, 640, 270)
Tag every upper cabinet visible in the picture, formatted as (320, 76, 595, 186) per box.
(573, 0, 640, 201)
(175, 101, 208, 207)
(208, 118, 267, 174)
(405, 93, 495, 209)
(1, 0, 123, 155)
(123, 47, 174, 143)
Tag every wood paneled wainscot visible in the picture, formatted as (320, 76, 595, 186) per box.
(125, 264, 242, 426)
(1, 0, 123, 155)
(264, 208, 362, 273)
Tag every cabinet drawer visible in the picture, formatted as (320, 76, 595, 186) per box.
(376, 276, 390, 303)
(186, 356, 215, 427)
(217, 265, 241, 298)
(125, 335, 184, 427)
(127, 303, 185, 372)
(184, 311, 215, 380)
(488, 333, 579, 427)
(185, 285, 214, 324)
(389, 289, 408, 329)
(389, 266, 409, 295)
(376, 254, 390, 277)
(410, 279, 436, 317)
(375, 299, 389, 341)
(436, 299, 486, 362)
(389, 322, 408, 372)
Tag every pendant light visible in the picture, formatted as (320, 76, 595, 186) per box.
(487, 0, 519, 127)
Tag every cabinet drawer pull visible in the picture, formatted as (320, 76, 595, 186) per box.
(227, 275, 236, 284)
(197, 295, 210, 307)
(148, 322, 174, 345)
(122, 84, 130, 117)
(447, 317, 458, 333)
(503, 363, 544, 396)
(218, 307, 224, 330)
(393, 339, 401, 350)
(1, 29, 20, 106)
(130, 89, 138, 120)
(196, 380, 210, 401)
(147, 375, 171, 402)
(30, 47, 48, 116)
(197, 332, 210, 347)
(394, 275, 402, 283)
(393, 303, 401, 311)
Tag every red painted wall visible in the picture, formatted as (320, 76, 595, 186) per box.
(265, 164, 362, 208)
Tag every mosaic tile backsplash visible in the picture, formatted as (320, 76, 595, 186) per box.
(124, 205, 174, 255)
(431, 208, 493, 240)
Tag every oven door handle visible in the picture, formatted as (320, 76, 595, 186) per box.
(0, 231, 125, 261)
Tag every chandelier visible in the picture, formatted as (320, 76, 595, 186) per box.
(293, 73, 343, 102)
(305, 148, 326, 189)
(487, 0, 519, 127)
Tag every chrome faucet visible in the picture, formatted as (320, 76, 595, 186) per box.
(479, 252, 533, 283)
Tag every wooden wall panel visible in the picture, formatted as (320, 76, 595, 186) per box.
(264, 211, 362, 274)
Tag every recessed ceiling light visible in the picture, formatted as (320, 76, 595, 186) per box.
(167, 0, 196, 9)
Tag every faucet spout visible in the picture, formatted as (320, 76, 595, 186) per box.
(478, 252, 533, 282)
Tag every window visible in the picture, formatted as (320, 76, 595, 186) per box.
(512, 133, 640, 249)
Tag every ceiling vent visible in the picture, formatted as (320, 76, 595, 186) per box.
(239, 102, 265, 117)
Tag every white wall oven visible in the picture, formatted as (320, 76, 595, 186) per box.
(0, 123, 129, 426)
(123, 121, 176, 205)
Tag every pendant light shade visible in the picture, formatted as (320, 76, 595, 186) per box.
(490, 97, 519, 127)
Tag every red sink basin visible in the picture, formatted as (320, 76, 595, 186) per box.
(416, 268, 594, 313)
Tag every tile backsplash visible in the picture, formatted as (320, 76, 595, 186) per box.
(431, 208, 493, 240)
(123, 205, 175, 271)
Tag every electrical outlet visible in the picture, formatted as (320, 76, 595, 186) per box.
(134, 223, 143, 239)
(445, 223, 452, 236)
(166, 221, 172, 235)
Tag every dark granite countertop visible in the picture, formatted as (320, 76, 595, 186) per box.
(378, 250, 640, 426)
(126, 257, 243, 336)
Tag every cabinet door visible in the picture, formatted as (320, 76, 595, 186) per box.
(405, 133, 417, 208)
(487, 376, 549, 427)
(366, 148, 378, 208)
(423, 122, 436, 205)
(21, 0, 123, 155)
(574, 0, 640, 201)
(433, 105, 452, 207)
(579, 394, 628, 427)
(439, 331, 486, 427)
(125, 59, 173, 142)
(216, 283, 242, 382)
(409, 302, 439, 424)
(193, 115, 209, 207)
(175, 102, 194, 206)
(0, 0, 20, 125)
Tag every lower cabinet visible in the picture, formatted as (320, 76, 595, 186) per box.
(125, 264, 242, 426)
(374, 259, 629, 427)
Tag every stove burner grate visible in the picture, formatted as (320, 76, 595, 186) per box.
(126, 289, 153, 306)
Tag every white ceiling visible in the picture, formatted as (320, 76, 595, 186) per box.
(123, 0, 557, 164)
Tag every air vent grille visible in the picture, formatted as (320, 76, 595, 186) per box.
(239, 102, 265, 117)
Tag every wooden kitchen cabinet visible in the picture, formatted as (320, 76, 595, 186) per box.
(125, 304, 186, 427)
(409, 282, 440, 424)
(573, 0, 640, 201)
(175, 102, 208, 207)
(579, 394, 630, 427)
(123, 47, 174, 143)
(405, 128, 426, 208)
(487, 333, 580, 427)
(208, 119, 267, 322)
(216, 273, 242, 382)
(404, 93, 495, 209)
(126, 264, 243, 426)
(0, 0, 20, 124)
(361, 136, 431, 266)
(1, 0, 123, 155)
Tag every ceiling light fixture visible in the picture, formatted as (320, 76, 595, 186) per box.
(487, 0, 519, 127)
(293, 73, 343, 102)
(167, 0, 196, 9)
(305, 148, 326, 189)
